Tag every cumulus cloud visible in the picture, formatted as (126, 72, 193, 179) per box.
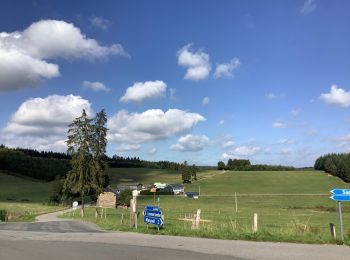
(301, 0, 317, 14)
(90, 16, 111, 30)
(222, 146, 261, 160)
(171, 134, 209, 152)
(319, 85, 350, 107)
(107, 109, 205, 144)
(214, 58, 240, 78)
(82, 81, 111, 92)
(120, 80, 167, 103)
(116, 143, 141, 152)
(223, 140, 235, 148)
(0, 95, 92, 151)
(0, 20, 127, 92)
(273, 122, 287, 128)
(202, 97, 210, 105)
(177, 44, 211, 81)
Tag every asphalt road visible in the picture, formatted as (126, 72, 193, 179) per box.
(0, 210, 350, 260)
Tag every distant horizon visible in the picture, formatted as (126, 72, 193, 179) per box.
(0, 0, 349, 167)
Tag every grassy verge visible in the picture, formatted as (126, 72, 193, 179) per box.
(0, 202, 65, 222)
(62, 194, 350, 245)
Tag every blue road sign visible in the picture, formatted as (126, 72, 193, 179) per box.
(330, 195, 350, 202)
(145, 206, 160, 211)
(143, 210, 162, 218)
(330, 189, 350, 195)
(144, 216, 163, 226)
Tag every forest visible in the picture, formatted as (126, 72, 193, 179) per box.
(314, 153, 350, 182)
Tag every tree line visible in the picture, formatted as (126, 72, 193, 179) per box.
(0, 145, 70, 181)
(217, 159, 295, 171)
(314, 153, 350, 182)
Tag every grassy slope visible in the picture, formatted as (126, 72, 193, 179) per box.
(0, 171, 51, 202)
(0, 171, 64, 221)
(65, 169, 350, 244)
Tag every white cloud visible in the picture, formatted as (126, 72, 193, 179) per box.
(219, 120, 225, 126)
(0, 20, 127, 92)
(301, 0, 317, 14)
(0, 95, 92, 152)
(171, 134, 209, 152)
(107, 109, 205, 144)
(221, 145, 261, 160)
(214, 58, 240, 78)
(265, 93, 277, 100)
(116, 143, 141, 152)
(332, 134, 350, 149)
(280, 148, 293, 155)
(273, 122, 287, 128)
(319, 85, 350, 107)
(202, 97, 210, 105)
(234, 146, 261, 156)
(82, 81, 111, 92)
(120, 80, 167, 103)
(90, 16, 111, 30)
(290, 108, 301, 117)
(278, 138, 293, 145)
(177, 44, 211, 81)
(223, 140, 235, 148)
(149, 148, 157, 154)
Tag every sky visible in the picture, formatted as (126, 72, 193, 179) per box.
(0, 0, 349, 167)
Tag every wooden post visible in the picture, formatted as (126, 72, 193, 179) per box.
(330, 223, 336, 239)
(199, 185, 201, 196)
(338, 202, 344, 242)
(235, 192, 238, 213)
(191, 209, 201, 229)
(253, 213, 258, 233)
(105, 208, 107, 219)
(121, 214, 124, 225)
(130, 198, 134, 227)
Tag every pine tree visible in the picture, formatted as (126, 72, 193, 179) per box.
(91, 110, 109, 216)
(64, 109, 93, 217)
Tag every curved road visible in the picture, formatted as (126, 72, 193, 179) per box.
(1, 210, 350, 260)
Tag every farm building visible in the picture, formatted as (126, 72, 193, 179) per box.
(162, 184, 184, 195)
(105, 185, 120, 194)
(117, 183, 143, 192)
(186, 192, 199, 199)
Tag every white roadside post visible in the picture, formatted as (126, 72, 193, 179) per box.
(132, 190, 139, 230)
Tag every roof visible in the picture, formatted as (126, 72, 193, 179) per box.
(167, 184, 184, 189)
(105, 185, 120, 194)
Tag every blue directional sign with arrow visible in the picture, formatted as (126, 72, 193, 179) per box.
(143, 205, 163, 228)
(330, 189, 350, 201)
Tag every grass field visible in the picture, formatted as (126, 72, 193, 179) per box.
(64, 169, 350, 244)
(0, 171, 64, 221)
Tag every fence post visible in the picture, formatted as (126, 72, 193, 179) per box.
(253, 213, 258, 233)
(329, 223, 336, 239)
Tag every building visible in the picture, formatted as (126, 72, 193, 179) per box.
(162, 184, 185, 195)
(154, 182, 167, 189)
(185, 192, 199, 199)
(117, 183, 143, 192)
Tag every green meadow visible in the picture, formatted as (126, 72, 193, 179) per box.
(65, 169, 350, 244)
(0, 171, 64, 221)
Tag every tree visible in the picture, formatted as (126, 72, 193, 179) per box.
(181, 161, 192, 183)
(64, 109, 94, 217)
(217, 161, 225, 170)
(90, 110, 109, 217)
(191, 164, 198, 181)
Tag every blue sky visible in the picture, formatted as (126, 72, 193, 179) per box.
(0, 0, 349, 167)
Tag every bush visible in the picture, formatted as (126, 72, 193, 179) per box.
(0, 210, 8, 221)
(118, 189, 132, 206)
